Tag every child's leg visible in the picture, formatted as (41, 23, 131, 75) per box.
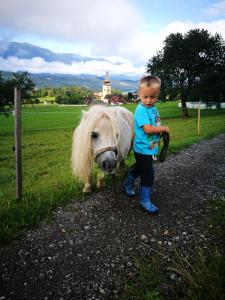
(133, 152, 158, 214)
(123, 157, 140, 197)
(133, 152, 154, 186)
(129, 162, 140, 178)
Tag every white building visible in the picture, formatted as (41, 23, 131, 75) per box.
(102, 71, 112, 101)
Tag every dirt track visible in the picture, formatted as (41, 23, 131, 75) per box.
(0, 134, 225, 300)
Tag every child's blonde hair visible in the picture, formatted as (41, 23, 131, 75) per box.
(138, 75, 161, 91)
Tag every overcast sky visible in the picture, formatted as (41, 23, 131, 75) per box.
(0, 0, 225, 76)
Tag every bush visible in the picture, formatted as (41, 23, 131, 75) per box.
(34, 98, 40, 104)
(55, 96, 62, 104)
(55, 94, 83, 104)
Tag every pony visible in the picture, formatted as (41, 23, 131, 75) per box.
(71, 105, 134, 192)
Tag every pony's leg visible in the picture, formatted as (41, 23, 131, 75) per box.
(97, 170, 105, 189)
(119, 159, 126, 168)
(116, 159, 127, 176)
(83, 177, 92, 193)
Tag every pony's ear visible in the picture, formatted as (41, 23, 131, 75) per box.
(82, 110, 89, 120)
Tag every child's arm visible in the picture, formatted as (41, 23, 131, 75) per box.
(143, 125, 169, 135)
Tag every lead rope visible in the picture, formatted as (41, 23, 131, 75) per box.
(159, 132, 170, 163)
(111, 173, 117, 202)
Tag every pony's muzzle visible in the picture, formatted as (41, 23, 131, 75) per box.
(96, 150, 118, 174)
(102, 158, 117, 171)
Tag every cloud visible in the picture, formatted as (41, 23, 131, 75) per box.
(1, 0, 225, 69)
(118, 19, 225, 64)
(159, 19, 225, 39)
(1, 17, 225, 73)
(0, 56, 145, 76)
(203, 1, 225, 17)
(0, 0, 140, 55)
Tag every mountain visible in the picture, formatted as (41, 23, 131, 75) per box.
(0, 71, 138, 92)
(0, 42, 139, 91)
(0, 41, 108, 64)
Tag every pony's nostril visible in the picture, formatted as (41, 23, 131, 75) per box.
(112, 159, 117, 168)
(102, 160, 109, 169)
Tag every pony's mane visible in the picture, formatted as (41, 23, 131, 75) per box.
(86, 106, 120, 146)
(71, 106, 120, 182)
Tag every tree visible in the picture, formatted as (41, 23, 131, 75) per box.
(127, 92, 134, 100)
(147, 29, 225, 117)
(0, 72, 35, 114)
(54, 86, 93, 105)
(12, 72, 35, 99)
(111, 89, 122, 96)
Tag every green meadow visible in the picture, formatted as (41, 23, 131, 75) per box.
(0, 102, 225, 241)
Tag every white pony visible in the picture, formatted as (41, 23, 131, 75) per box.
(71, 105, 134, 192)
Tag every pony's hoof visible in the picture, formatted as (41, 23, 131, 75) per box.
(97, 179, 105, 189)
(83, 187, 92, 193)
(97, 184, 105, 189)
(97, 183, 105, 189)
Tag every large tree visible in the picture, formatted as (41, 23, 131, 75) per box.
(147, 29, 225, 117)
(0, 72, 35, 115)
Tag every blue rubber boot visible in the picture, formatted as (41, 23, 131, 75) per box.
(139, 185, 159, 214)
(123, 171, 137, 197)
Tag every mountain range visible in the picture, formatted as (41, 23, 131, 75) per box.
(1, 71, 137, 92)
(0, 41, 110, 64)
(0, 42, 138, 91)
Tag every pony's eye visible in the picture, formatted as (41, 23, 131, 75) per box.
(116, 133, 119, 139)
(91, 131, 98, 139)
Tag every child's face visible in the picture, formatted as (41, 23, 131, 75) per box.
(138, 86, 160, 108)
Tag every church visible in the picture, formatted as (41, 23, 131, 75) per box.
(93, 71, 125, 105)
(101, 71, 112, 102)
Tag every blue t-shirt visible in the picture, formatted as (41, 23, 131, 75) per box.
(133, 103, 161, 155)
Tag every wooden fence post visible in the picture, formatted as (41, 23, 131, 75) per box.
(14, 87, 22, 200)
(197, 101, 201, 135)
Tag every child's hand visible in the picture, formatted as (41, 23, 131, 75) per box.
(163, 126, 170, 133)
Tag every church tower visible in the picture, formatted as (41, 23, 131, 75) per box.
(102, 71, 112, 100)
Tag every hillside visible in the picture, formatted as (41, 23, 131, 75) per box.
(0, 71, 138, 91)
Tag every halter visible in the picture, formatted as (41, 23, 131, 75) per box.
(93, 146, 118, 161)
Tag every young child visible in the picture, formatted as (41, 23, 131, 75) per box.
(123, 75, 169, 214)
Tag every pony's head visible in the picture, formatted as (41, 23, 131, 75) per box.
(71, 106, 121, 183)
(91, 112, 119, 174)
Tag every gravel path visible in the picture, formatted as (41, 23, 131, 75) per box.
(1, 134, 225, 300)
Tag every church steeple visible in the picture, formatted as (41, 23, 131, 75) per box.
(102, 71, 112, 101)
(104, 71, 110, 85)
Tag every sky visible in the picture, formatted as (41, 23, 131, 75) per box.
(0, 0, 225, 76)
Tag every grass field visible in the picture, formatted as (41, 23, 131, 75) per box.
(1, 102, 225, 241)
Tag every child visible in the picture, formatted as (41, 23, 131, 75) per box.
(123, 75, 169, 214)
